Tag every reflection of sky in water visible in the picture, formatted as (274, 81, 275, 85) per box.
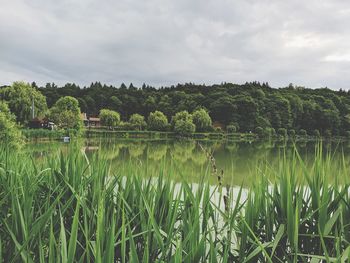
(24, 139, 350, 186)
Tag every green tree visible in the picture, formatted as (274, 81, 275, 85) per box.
(83, 95, 96, 115)
(100, 109, 121, 129)
(0, 101, 22, 147)
(144, 96, 157, 115)
(50, 96, 82, 130)
(171, 111, 193, 128)
(148, 111, 168, 131)
(210, 96, 236, 125)
(109, 96, 122, 111)
(192, 109, 212, 132)
(0, 81, 47, 124)
(78, 98, 88, 113)
(255, 127, 264, 138)
(232, 95, 259, 132)
(174, 119, 195, 136)
(129, 113, 146, 130)
(226, 124, 237, 133)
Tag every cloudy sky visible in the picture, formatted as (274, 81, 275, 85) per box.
(1, 0, 350, 89)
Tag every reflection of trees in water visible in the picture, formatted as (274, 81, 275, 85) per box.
(190, 147, 208, 166)
(128, 142, 146, 158)
(345, 141, 350, 149)
(24, 141, 62, 158)
(297, 141, 307, 148)
(24, 138, 350, 187)
(98, 143, 120, 160)
(225, 142, 238, 154)
(171, 141, 196, 163)
(253, 140, 274, 151)
(275, 140, 287, 148)
(147, 142, 168, 161)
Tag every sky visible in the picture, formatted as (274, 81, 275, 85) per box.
(1, 0, 350, 89)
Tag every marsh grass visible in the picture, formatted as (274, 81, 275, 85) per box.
(0, 142, 350, 262)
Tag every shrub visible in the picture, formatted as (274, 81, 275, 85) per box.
(174, 119, 195, 136)
(0, 101, 22, 148)
(148, 111, 168, 131)
(50, 96, 82, 130)
(192, 109, 212, 132)
(117, 121, 132, 130)
(99, 109, 121, 129)
(129, 114, 146, 130)
(226, 125, 237, 133)
(171, 111, 193, 128)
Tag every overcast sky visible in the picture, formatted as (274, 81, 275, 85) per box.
(1, 0, 350, 89)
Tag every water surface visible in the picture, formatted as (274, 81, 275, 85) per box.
(25, 138, 350, 186)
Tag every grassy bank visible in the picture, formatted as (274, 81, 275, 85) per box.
(1, 143, 350, 262)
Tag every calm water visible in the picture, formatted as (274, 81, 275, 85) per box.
(25, 138, 350, 186)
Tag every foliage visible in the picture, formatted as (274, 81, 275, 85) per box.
(174, 119, 195, 135)
(50, 96, 82, 130)
(148, 111, 169, 131)
(0, 101, 22, 147)
(0, 81, 347, 135)
(99, 109, 120, 129)
(0, 81, 47, 124)
(171, 110, 192, 127)
(171, 110, 196, 135)
(192, 108, 212, 132)
(129, 113, 146, 130)
(226, 124, 237, 133)
(255, 126, 264, 138)
(0, 100, 12, 117)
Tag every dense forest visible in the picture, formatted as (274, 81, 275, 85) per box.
(2, 81, 350, 136)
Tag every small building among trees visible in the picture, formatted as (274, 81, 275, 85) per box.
(81, 113, 101, 127)
(29, 117, 55, 130)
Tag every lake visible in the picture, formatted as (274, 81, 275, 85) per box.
(24, 138, 350, 186)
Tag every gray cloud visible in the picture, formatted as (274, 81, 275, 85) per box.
(0, 0, 350, 89)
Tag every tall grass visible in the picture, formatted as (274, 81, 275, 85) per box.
(0, 142, 350, 262)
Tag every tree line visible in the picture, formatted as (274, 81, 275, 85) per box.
(2, 81, 350, 137)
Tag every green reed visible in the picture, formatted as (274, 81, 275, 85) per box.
(0, 142, 350, 262)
